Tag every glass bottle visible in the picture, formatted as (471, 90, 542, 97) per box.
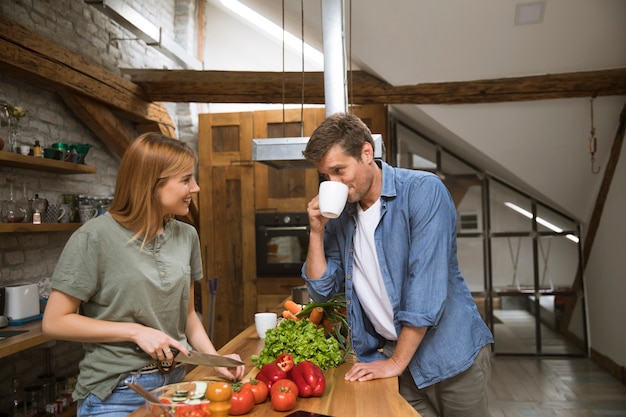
(23, 385, 43, 417)
(9, 378, 26, 417)
(17, 183, 32, 223)
(32, 194, 47, 225)
(33, 140, 42, 158)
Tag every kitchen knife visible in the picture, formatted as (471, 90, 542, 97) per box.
(172, 348, 244, 368)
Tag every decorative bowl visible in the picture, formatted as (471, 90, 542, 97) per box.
(70, 143, 92, 155)
(145, 381, 211, 417)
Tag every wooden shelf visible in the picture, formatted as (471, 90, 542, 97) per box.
(0, 152, 96, 174)
(0, 223, 82, 233)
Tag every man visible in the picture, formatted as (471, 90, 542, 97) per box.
(302, 113, 494, 417)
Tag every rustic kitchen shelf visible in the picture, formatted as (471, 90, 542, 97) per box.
(0, 223, 82, 233)
(0, 152, 96, 174)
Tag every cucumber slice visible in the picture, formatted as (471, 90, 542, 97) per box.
(191, 381, 208, 400)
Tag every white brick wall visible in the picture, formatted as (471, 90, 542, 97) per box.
(0, 0, 198, 407)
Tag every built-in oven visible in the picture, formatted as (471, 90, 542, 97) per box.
(255, 212, 309, 277)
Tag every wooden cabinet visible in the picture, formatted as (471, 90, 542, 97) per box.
(253, 108, 326, 212)
(257, 276, 305, 312)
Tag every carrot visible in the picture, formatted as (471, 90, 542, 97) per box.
(321, 319, 333, 337)
(282, 310, 299, 320)
(309, 307, 324, 325)
(284, 300, 302, 314)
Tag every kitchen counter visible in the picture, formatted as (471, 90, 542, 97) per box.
(0, 320, 51, 359)
(127, 324, 421, 417)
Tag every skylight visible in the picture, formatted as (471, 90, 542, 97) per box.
(504, 202, 579, 243)
(218, 0, 324, 66)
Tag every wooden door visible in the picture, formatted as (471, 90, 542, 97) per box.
(198, 113, 256, 349)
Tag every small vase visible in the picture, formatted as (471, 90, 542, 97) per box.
(8, 125, 20, 154)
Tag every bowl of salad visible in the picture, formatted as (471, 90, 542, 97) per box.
(146, 381, 212, 417)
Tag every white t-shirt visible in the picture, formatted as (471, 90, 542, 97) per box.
(352, 199, 398, 341)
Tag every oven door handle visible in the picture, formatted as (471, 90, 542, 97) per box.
(260, 226, 309, 232)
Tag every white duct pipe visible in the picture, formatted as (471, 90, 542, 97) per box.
(321, 0, 348, 116)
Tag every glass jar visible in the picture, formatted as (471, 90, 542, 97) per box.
(23, 385, 43, 417)
(3, 182, 27, 223)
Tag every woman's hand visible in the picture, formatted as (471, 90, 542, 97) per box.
(134, 327, 189, 362)
(214, 352, 246, 381)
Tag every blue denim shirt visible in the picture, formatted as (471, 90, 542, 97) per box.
(303, 161, 493, 388)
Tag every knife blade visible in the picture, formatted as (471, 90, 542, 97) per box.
(172, 348, 244, 368)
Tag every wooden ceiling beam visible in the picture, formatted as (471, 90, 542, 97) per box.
(0, 16, 175, 131)
(59, 91, 134, 158)
(121, 68, 626, 105)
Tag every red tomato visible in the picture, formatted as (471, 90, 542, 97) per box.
(242, 379, 269, 404)
(270, 378, 299, 398)
(270, 386, 297, 412)
(230, 385, 255, 415)
(176, 404, 195, 417)
(151, 405, 166, 417)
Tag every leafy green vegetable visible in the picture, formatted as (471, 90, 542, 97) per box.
(251, 319, 343, 370)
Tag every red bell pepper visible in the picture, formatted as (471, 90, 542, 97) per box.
(290, 361, 326, 397)
(255, 363, 288, 391)
(274, 353, 295, 374)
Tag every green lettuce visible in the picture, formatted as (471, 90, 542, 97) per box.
(251, 318, 343, 370)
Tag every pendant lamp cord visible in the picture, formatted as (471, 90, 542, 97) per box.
(281, 0, 286, 137)
(300, 0, 305, 137)
(348, 0, 353, 114)
(589, 96, 600, 174)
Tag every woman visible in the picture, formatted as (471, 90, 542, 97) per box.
(43, 133, 245, 416)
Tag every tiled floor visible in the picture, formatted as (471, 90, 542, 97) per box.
(488, 309, 626, 416)
(489, 356, 626, 416)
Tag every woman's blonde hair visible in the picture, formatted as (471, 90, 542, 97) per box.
(109, 132, 198, 246)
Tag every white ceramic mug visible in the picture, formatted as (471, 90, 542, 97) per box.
(318, 181, 349, 219)
(255, 312, 277, 339)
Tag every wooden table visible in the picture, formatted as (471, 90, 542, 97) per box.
(128, 325, 420, 417)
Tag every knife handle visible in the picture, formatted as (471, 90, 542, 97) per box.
(133, 345, 185, 357)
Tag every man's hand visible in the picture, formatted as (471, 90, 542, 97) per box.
(344, 358, 403, 382)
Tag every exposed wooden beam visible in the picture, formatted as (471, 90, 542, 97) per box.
(59, 91, 133, 158)
(582, 99, 626, 266)
(560, 98, 626, 354)
(121, 68, 626, 105)
(0, 15, 175, 130)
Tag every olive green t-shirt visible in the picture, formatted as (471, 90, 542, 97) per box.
(51, 212, 203, 401)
